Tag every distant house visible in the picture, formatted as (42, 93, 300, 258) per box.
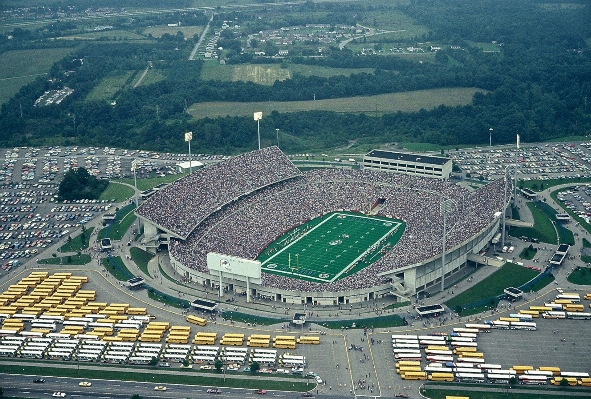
(278, 49, 289, 56)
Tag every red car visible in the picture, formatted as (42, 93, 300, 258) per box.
(255, 389, 267, 395)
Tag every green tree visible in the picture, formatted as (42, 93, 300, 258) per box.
(149, 356, 158, 366)
(131, 395, 142, 399)
(559, 377, 569, 386)
(182, 358, 190, 367)
(214, 359, 223, 372)
(250, 361, 260, 373)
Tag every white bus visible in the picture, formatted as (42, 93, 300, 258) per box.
(74, 334, 97, 341)
(38, 315, 65, 323)
(509, 313, 534, 321)
(394, 353, 423, 360)
(47, 350, 72, 360)
(252, 349, 277, 356)
(518, 375, 548, 384)
(418, 335, 445, 341)
(544, 303, 564, 310)
(455, 372, 485, 382)
(191, 355, 217, 364)
(19, 349, 45, 359)
(31, 323, 56, 331)
(488, 369, 517, 375)
(128, 356, 153, 365)
(510, 321, 537, 330)
(0, 347, 17, 357)
(478, 364, 502, 370)
(560, 371, 590, 378)
(451, 341, 478, 348)
(487, 373, 513, 383)
(75, 352, 100, 362)
(69, 317, 94, 323)
(464, 324, 491, 332)
(195, 346, 219, 353)
(391, 334, 418, 340)
(103, 354, 128, 364)
(0, 329, 18, 337)
(20, 331, 45, 338)
(457, 357, 485, 364)
(166, 344, 192, 350)
(453, 328, 480, 334)
(164, 349, 190, 356)
(279, 358, 305, 366)
(223, 347, 249, 355)
(138, 343, 162, 349)
(555, 294, 581, 303)
(48, 333, 71, 340)
(55, 338, 80, 345)
(453, 367, 483, 374)
(78, 349, 104, 357)
(425, 350, 452, 356)
(110, 342, 136, 349)
(393, 343, 420, 349)
(420, 340, 448, 347)
(393, 348, 421, 354)
(88, 322, 114, 329)
(3, 336, 27, 344)
(162, 353, 188, 362)
(449, 336, 476, 342)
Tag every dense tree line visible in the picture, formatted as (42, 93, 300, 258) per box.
(0, 0, 590, 154)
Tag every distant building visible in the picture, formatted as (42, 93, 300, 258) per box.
(176, 160, 204, 173)
(362, 149, 452, 179)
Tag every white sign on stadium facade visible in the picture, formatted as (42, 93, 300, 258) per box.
(207, 252, 262, 284)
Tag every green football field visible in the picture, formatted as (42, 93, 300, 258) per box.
(257, 211, 406, 283)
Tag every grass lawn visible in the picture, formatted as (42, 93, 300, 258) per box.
(102, 255, 134, 281)
(0, 361, 310, 391)
(0, 47, 76, 105)
(223, 311, 288, 326)
(567, 267, 591, 285)
(147, 286, 189, 309)
(445, 263, 539, 314)
(38, 254, 91, 265)
(186, 88, 485, 119)
(58, 226, 94, 253)
(519, 245, 537, 260)
(98, 204, 136, 241)
(114, 173, 185, 191)
(509, 202, 558, 244)
(86, 71, 136, 101)
(320, 314, 405, 330)
(520, 177, 591, 192)
(526, 273, 555, 292)
(143, 26, 204, 38)
(130, 246, 154, 277)
(99, 182, 135, 202)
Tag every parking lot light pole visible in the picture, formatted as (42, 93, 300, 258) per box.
(254, 112, 262, 150)
(501, 166, 514, 249)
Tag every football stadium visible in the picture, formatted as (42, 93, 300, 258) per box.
(136, 147, 507, 305)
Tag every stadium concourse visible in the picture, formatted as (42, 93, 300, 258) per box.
(136, 147, 509, 305)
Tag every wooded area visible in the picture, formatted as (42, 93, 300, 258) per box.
(0, 0, 590, 154)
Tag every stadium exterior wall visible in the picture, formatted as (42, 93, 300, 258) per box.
(167, 215, 501, 306)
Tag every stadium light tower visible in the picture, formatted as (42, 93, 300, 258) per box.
(489, 127, 493, 147)
(501, 165, 515, 248)
(276, 128, 280, 148)
(254, 112, 263, 150)
(440, 198, 456, 291)
(131, 159, 141, 233)
(184, 131, 193, 174)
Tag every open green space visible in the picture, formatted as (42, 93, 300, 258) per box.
(257, 211, 405, 283)
(0, 362, 311, 391)
(55, 30, 148, 41)
(38, 253, 91, 266)
(98, 204, 137, 241)
(320, 314, 405, 330)
(520, 177, 591, 192)
(130, 246, 154, 278)
(114, 173, 185, 191)
(567, 267, 591, 286)
(143, 26, 204, 38)
(509, 202, 564, 245)
(58, 227, 94, 253)
(99, 182, 135, 203)
(0, 47, 76, 105)
(102, 255, 133, 281)
(223, 311, 288, 326)
(187, 88, 485, 119)
(147, 286, 189, 309)
(86, 71, 136, 101)
(519, 244, 537, 260)
(445, 263, 540, 314)
(200, 62, 376, 83)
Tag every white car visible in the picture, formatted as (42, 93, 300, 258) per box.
(52, 393, 66, 398)
(78, 382, 92, 387)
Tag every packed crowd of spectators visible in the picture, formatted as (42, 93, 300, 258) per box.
(136, 146, 301, 238)
(147, 149, 509, 293)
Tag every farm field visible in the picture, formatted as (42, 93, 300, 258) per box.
(187, 87, 485, 119)
(143, 25, 204, 38)
(86, 71, 137, 101)
(55, 30, 147, 40)
(0, 47, 76, 105)
(200, 62, 376, 83)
